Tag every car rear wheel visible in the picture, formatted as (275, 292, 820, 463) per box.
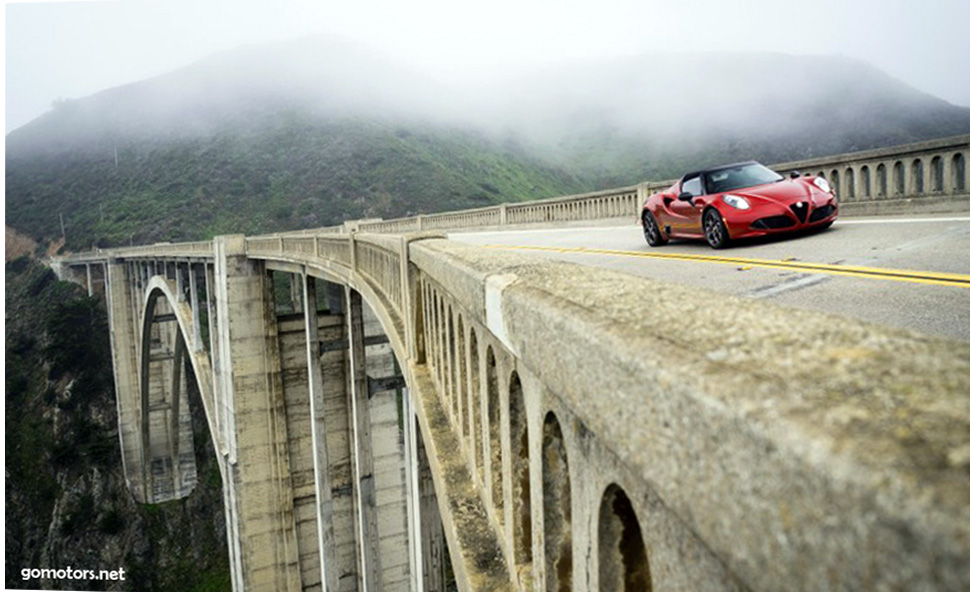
(642, 211, 668, 246)
(703, 209, 730, 249)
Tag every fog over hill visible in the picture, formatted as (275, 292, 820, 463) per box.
(7, 35, 970, 248)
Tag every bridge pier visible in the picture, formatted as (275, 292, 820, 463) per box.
(212, 236, 301, 591)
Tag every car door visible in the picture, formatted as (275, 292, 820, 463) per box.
(667, 174, 705, 236)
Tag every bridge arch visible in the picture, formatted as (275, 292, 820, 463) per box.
(134, 275, 221, 504)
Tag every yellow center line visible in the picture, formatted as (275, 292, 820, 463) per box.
(482, 244, 970, 288)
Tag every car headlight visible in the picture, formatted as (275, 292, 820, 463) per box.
(723, 194, 750, 210)
(813, 177, 832, 193)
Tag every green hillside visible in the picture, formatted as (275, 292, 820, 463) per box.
(6, 115, 590, 250)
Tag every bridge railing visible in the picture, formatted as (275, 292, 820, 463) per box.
(355, 185, 663, 235)
(752, 134, 969, 206)
(244, 232, 405, 316)
(353, 233, 404, 317)
(353, 134, 969, 234)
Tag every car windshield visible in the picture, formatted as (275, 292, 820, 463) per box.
(705, 163, 783, 194)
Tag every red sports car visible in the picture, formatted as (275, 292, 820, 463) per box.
(641, 161, 838, 248)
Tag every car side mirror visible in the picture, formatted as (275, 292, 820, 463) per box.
(790, 171, 801, 179)
(677, 192, 694, 202)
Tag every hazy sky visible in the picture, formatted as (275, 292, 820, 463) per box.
(4, 0, 970, 133)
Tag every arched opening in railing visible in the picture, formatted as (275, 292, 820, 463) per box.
(469, 328, 484, 485)
(486, 346, 504, 522)
(861, 166, 871, 197)
(457, 315, 468, 441)
(438, 297, 447, 401)
(953, 153, 966, 192)
(427, 288, 439, 385)
(598, 484, 651, 592)
(542, 412, 572, 592)
(931, 156, 944, 192)
(876, 163, 887, 197)
(830, 170, 839, 196)
(846, 167, 856, 198)
(448, 308, 459, 422)
(509, 371, 533, 570)
(910, 159, 923, 194)
(893, 161, 905, 196)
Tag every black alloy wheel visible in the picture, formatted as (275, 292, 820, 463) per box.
(642, 211, 668, 246)
(703, 209, 730, 249)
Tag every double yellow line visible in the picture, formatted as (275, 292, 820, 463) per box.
(483, 244, 970, 288)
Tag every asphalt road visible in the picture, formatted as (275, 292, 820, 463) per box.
(451, 215, 970, 342)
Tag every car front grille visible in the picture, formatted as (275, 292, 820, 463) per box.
(809, 204, 836, 223)
(751, 216, 796, 230)
(790, 201, 809, 223)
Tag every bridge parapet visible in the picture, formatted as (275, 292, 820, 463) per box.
(409, 237, 970, 591)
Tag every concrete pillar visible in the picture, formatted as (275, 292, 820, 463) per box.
(176, 262, 185, 302)
(403, 391, 425, 592)
(276, 275, 343, 592)
(346, 287, 384, 591)
(212, 235, 301, 592)
(302, 276, 340, 592)
(290, 273, 304, 314)
(942, 151, 955, 194)
(188, 263, 203, 353)
(106, 261, 147, 501)
(316, 286, 360, 591)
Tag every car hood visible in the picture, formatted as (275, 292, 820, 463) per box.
(730, 179, 827, 205)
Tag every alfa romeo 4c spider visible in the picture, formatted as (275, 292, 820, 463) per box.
(641, 161, 838, 248)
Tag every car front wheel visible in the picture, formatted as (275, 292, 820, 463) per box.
(703, 209, 730, 249)
(642, 211, 668, 246)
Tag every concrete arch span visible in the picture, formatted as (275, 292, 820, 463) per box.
(130, 275, 222, 504)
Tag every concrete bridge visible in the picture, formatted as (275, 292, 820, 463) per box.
(54, 135, 970, 591)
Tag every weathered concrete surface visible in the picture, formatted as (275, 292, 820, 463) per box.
(412, 238, 970, 592)
(409, 362, 512, 591)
